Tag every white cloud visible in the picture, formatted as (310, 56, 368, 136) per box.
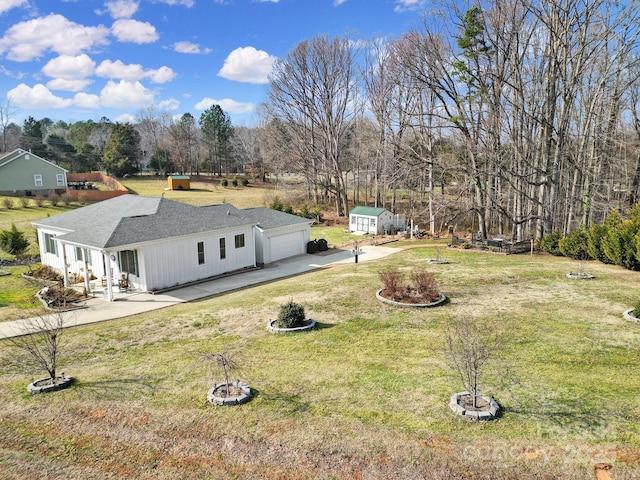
(100, 79, 155, 108)
(115, 113, 136, 123)
(111, 19, 159, 44)
(0, 0, 27, 14)
(156, 0, 194, 6)
(96, 59, 144, 80)
(42, 54, 96, 80)
(0, 14, 110, 62)
(47, 78, 93, 92)
(148, 66, 176, 83)
(254, 0, 279, 3)
(393, 0, 427, 12)
(157, 98, 180, 110)
(96, 59, 175, 83)
(173, 41, 211, 54)
(73, 91, 101, 108)
(106, 0, 139, 19)
(7, 83, 73, 109)
(194, 97, 254, 114)
(333, 0, 347, 5)
(217, 46, 276, 84)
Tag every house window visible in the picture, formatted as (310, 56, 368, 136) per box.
(371, 218, 376, 227)
(197, 241, 205, 265)
(34, 174, 43, 187)
(234, 234, 245, 249)
(56, 174, 65, 186)
(351, 216, 355, 224)
(118, 250, 138, 276)
(43, 233, 57, 255)
(219, 238, 226, 259)
(76, 246, 91, 265)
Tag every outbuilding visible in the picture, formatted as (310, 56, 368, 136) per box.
(349, 206, 394, 235)
(168, 175, 190, 190)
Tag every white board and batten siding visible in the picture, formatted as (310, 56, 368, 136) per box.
(255, 224, 310, 265)
(139, 225, 256, 291)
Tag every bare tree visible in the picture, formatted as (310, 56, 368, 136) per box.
(7, 309, 68, 381)
(0, 96, 18, 152)
(444, 316, 502, 409)
(266, 35, 361, 216)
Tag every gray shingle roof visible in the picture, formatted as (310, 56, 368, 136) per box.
(32, 195, 258, 249)
(241, 207, 312, 230)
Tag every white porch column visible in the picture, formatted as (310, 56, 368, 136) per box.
(82, 248, 90, 292)
(62, 244, 69, 287)
(104, 252, 114, 302)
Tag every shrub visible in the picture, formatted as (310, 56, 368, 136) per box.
(241, 177, 249, 186)
(410, 268, 440, 302)
(35, 195, 45, 207)
(558, 230, 591, 260)
(539, 231, 562, 256)
(61, 193, 72, 207)
(270, 196, 283, 211)
(49, 194, 60, 207)
(20, 197, 30, 208)
(299, 203, 311, 218)
(633, 301, 640, 319)
(231, 176, 238, 187)
(284, 205, 294, 214)
(2, 197, 13, 209)
(587, 223, 610, 264)
(220, 178, 228, 187)
(379, 266, 405, 301)
(0, 224, 30, 255)
(276, 301, 306, 328)
(29, 265, 64, 282)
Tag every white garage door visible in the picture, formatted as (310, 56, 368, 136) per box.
(269, 231, 305, 262)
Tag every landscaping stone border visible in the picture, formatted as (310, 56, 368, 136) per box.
(27, 375, 73, 394)
(428, 259, 449, 265)
(623, 309, 640, 324)
(376, 290, 447, 308)
(267, 318, 316, 333)
(207, 380, 252, 406)
(449, 391, 500, 421)
(566, 272, 594, 279)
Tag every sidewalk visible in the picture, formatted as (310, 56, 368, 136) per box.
(0, 245, 399, 339)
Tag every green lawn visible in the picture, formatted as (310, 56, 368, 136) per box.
(1, 247, 639, 478)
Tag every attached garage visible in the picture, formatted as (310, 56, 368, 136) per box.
(242, 207, 312, 265)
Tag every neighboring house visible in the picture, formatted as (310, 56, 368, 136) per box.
(349, 206, 394, 235)
(32, 195, 311, 300)
(0, 148, 67, 195)
(242, 207, 313, 265)
(168, 175, 190, 190)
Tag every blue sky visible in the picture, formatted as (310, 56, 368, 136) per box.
(0, 0, 430, 127)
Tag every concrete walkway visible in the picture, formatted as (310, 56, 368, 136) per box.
(0, 245, 399, 339)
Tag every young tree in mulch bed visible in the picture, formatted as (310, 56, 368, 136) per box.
(445, 316, 503, 412)
(6, 309, 74, 393)
(201, 348, 252, 406)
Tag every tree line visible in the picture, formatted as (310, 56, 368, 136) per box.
(3, 0, 640, 241)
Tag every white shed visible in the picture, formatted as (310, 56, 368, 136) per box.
(349, 206, 394, 235)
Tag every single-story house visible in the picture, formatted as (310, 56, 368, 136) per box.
(0, 148, 67, 195)
(349, 206, 394, 235)
(32, 195, 312, 300)
(168, 175, 190, 190)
